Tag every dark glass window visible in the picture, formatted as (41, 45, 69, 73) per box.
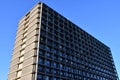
(53, 62, 57, 68)
(53, 69, 57, 74)
(46, 59, 50, 66)
(38, 66, 43, 71)
(46, 67, 51, 73)
(37, 74, 43, 79)
(46, 52, 51, 57)
(38, 58, 44, 64)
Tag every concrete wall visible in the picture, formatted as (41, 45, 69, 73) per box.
(8, 2, 42, 80)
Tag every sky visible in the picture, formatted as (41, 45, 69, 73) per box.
(0, 0, 119, 80)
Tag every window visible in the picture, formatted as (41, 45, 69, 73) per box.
(59, 57, 62, 62)
(54, 36, 58, 41)
(38, 58, 44, 64)
(17, 70, 22, 77)
(59, 64, 63, 69)
(46, 60, 50, 66)
(53, 55, 57, 60)
(49, 28, 53, 33)
(23, 32, 27, 37)
(46, 46, 51, 51)
(52, 77, 57, 80)
(39, 44, 46, 50)
(47, 33, 53, 38)
(53, 69, 57, 74)
(20, 50, 25, 55)
(45, 76, 49, 80)
(24, 27, 28, 32)
(60, 71, 63, 76)
(53, 62, 57, 68)
(46, 67, 50, 73)
(21, 43, 26, 48)
(19, 56, 24, 62)
(59, 45, 63, 49)
(18, 63, 23, 69)
(38, 66, 43, 72)
(37, 74, 42, 79)
(58, 52, 62, 56)
(39, 50, 45, 56)
(40, 37, 46, 42)
(46, 52, 50, 57)
(22, 38, 27, 42)
(16, 78, 21, 80)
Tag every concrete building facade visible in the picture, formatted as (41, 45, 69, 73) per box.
(8, 2, 119, 80)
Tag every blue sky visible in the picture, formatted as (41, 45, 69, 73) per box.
(0, 0, 120, 80)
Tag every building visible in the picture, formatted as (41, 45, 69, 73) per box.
(8, 2, 119, 80)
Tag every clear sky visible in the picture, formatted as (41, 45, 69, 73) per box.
(0, 0, 119, 80)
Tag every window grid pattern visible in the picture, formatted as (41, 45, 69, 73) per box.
(37, 3, 118, 80)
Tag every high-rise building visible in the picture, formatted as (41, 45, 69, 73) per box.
(8, 2, 119, 80)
